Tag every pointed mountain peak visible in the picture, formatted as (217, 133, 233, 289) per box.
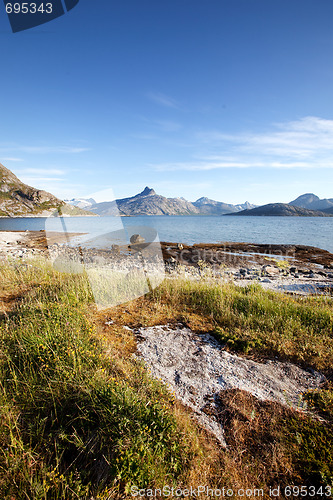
(139, 186, 156, 196)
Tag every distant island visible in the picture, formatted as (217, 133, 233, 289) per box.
(226, 193, 333, 217)
(226, 202, 332, 217)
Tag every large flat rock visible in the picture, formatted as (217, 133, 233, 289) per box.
(135, 325, 325, 445)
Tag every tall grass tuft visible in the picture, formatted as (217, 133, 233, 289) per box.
(152, 278, 333, 375)
(0, 260, 193, 498)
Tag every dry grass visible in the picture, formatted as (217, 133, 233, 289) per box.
(215, 390, 333, 494)
(0, 258, 332, 499)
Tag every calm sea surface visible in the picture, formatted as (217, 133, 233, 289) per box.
(0, 216, 333, 253)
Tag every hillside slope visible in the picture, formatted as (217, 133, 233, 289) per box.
(0, 163, 96, 217)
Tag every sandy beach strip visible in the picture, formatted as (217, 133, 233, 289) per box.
(0, 230, 85, 252)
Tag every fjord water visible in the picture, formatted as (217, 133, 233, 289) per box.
(1, 215, 333, 253)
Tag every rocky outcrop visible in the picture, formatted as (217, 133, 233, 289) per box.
(0, 163, 64, 216)
(0, 163, 96, 217)
(135, 324, 325, 444)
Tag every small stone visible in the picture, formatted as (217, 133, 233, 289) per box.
(264, 265, 280, 276)
(111, 244, 120, 254)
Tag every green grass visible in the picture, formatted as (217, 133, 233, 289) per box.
(0, 261, 195, 498)
(0, 259, 332, 498)
(152, 278, 333, 375)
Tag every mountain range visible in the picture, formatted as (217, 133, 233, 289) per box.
(70, 187, 257, 216)
(1, 163, 332, 218)
(70, 188, 333, 217)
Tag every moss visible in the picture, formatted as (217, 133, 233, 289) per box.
(285, 414, 333, 487)
(213, 326, 263, 353)
(303, 384, 333, 422)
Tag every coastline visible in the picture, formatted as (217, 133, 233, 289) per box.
(1, 230, 333, 296)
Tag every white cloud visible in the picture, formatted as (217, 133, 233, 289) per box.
(21, 177, 65, 184)
(199, 116, 333, 158)
(19, 146, 89, 154)
(0, 157, 24, 162)
(154, 120, 182, 132)
(147, 92, 179, 109)
(16, 168, 66, 176)
(153, 161, 253, 171)
(152, 117, 333, 171)
(153, 159, 333, 172)
(0, 144, 89, 155)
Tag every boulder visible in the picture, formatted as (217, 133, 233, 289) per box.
(130, 234, 145, 245)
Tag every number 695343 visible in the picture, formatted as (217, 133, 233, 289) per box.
(5, 3, 53, 14)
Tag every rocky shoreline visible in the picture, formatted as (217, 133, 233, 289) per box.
(1, 231, 333, 296)
(161, 242, 333, 295)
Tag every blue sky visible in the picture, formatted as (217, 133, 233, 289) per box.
(1, 0, 333, 205)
